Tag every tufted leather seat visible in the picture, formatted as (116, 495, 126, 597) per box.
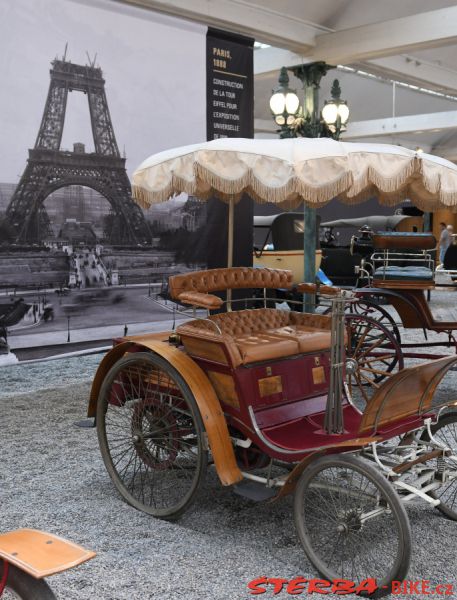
(374, 265, 433, 281)
(176, 308, 332, 366)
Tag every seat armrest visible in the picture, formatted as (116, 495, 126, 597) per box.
(295, 282, 340, 296)
(177, 291, 223, 310)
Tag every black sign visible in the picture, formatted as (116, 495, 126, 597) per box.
(206, 28, 254, 271)
(207, 28, 254, 139)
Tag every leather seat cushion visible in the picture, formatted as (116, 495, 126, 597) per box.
(233, 332, 300, 364)
(271, 325, 332, 353)
(176, 308, 333, 366)
(374, 266, 433, 281)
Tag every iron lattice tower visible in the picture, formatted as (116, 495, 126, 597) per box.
(6, 58, 150, 244)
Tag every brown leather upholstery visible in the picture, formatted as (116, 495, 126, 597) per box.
(177, 308, 333, 367)
(271, 326, 332, 353)
(169, 267, 294, 301)
(296, 283, 339, 296)
(177, 291, 224, 309)
(234, 332, 300, 364)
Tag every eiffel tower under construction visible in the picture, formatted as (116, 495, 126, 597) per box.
(6, 55, 151, 245)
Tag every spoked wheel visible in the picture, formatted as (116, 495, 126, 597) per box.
(294, 455, 411, 598)
(97, 351, 208, 520)
(345, 314, 404, 407)
(351, 296, 402, 345)
(0, 563, 56, 600)
(427, 412, 457, 520)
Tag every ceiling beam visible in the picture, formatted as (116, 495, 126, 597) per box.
(254, 47, 457, 95)
(363, 56, 457, 95)
(313, 7, 457, 64)
(344, 111, 457, 140)
(110, 0, 318, 52)
(256, 112, 457, 144)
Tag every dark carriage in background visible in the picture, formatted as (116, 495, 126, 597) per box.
(253, 213, 322, 284)
(320, 214, 423, 287)
(350, 227, 457, 366)
(253, 213, 421, 289)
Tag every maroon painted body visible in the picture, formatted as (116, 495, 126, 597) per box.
(110, 336, 438, 464)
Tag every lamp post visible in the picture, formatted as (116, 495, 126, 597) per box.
(269, 63, 350, 312)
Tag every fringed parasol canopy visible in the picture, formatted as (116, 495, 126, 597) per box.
(132, 137, 457, 212)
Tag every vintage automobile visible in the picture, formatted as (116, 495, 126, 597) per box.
(321, 214, 422, 286)
(253, 213, 322, 283)
(254, 213, 421, 288)
(88, 265, 457, 596)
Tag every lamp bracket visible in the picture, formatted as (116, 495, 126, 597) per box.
(291, 62, 334, 89)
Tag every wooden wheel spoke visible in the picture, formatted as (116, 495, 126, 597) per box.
(357, 336, 386, 361)
(353, 325, 370, 355)
(359, 365, 393, 377)
(354, 373, 369, 402)
(363, 354, 394, 364)
(358, 371, 380, 388)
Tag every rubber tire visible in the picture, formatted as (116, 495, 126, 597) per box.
(97, 351, 208, 521)
(294, 454, 411, 598)
(0, 563, 56, 600)
(428, 412, 457, 520)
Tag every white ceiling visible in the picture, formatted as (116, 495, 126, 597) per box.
(114, 0, 457, 157)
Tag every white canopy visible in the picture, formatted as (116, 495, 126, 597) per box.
(132, 137, 457, 211)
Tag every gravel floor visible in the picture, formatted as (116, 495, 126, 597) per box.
(3, 291, 457, 599)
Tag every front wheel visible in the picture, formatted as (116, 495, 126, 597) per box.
(294, 454, 411, 598)
(0, 562, 56, 600)
(427, 412, 457, 520)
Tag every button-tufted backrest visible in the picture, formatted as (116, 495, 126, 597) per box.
(168, 267, 293, 300)
(182, 308, 291, 337)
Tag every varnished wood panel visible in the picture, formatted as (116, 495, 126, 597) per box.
(258, 375, 283, 397)
(207, 371, 240, 409)
(180, 336, 228, 365)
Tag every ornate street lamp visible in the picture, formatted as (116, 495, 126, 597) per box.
(269, 63, 350, 311)
(269, 67, 300, 137)
(321, 80, 350, 138)
(269, 64, 350, 141)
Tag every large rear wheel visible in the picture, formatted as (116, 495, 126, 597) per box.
(97, 352, 208, 520)
(294, 454, 411, 598)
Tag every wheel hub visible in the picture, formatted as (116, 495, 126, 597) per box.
(337, 509, 363, 534)
(131, 398, 179, 469)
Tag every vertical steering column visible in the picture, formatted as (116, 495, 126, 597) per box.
(324, 292, 347, 434)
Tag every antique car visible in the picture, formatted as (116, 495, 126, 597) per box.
(88, 265, 457, 596)
(254, 213, 421, 289)
(321, 214, 423, 287)
(253, 213, 322, 284)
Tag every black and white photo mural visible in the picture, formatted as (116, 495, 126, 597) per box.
(0, 0, 254, 359)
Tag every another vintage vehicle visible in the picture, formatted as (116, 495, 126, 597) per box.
(253, 213, 322, 283)
(88, 265, 457, 596)
(0, 530, 94, 599)
(254, 213, 421, 288)
(321, 214, 422, 286)
(349, 230, 457, 367)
